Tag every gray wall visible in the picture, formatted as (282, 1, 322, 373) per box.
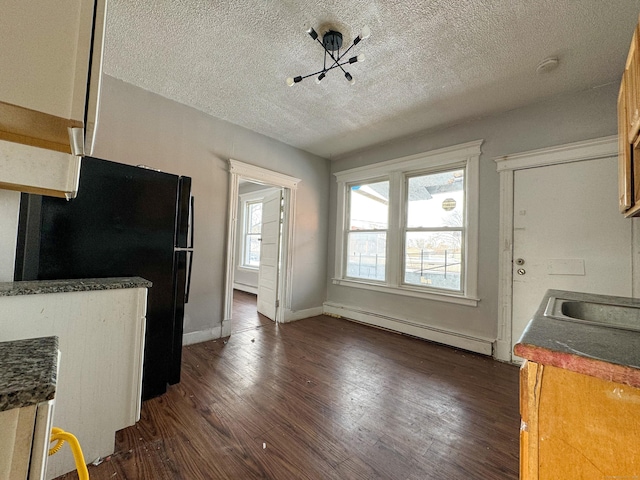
(0, 78, 621, 349)
(326, 83, 620, 342)
(94, 75, 330, 338)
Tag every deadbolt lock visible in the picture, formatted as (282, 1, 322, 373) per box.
(517, 268, 526, 275)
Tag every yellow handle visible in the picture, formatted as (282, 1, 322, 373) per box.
(49, 427, 89, 480)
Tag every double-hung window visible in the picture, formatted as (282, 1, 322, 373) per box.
(334, 141, 481, 306)
(346, 179, 389, 281)
(243, 200, 262, 268)
(238, 190, 267, 269)
(404, 169, 465, 291)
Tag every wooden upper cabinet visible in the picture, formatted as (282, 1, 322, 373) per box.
(619, 19, 640, 217)
(625, 29, 640, 140)
(0, 0, 106, 155)
(0, 0, 106, 199)
(619, 83, 632, 212)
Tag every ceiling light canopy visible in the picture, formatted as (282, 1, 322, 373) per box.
(286, 25, 370, 86)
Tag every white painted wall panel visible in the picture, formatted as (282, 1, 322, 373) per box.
(0, 190, 19, 281)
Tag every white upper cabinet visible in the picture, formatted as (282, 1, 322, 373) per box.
(0, 0, 106, 198)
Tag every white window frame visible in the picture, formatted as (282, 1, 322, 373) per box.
(344, 176, 390, 284)
(333, 140, 482, 307)
(237, 190, 270, 271)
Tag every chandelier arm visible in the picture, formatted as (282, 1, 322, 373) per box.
(325, 60, 352, 72)
(326, 50, 350, 76)
(290, 59, 353, 83)
(318, 36, 359, 70)
(296, 68, 332, 81)
(336, 41, 356, 61)
(315, 37, 346, 71)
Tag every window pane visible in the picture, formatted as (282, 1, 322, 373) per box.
(244, 234, 261, 267)
(349, 181, 389, 230)
(248, 203, 262, 234)
(346, 232, 386, 281)
(407, 170, 464, 228)
(404, 231, 462, 291)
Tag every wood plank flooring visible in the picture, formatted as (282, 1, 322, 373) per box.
(54, 291, 520, 479)
(231, 290, 273, 334)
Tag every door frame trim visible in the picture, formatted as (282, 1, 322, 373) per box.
(223, 159, 300, 337)
(493, 135, 618, 362)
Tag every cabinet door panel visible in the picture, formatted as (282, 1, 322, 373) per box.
(618, 83, 633, 213)
(625, 29, 640, 140)
(538, 366, 640, 479)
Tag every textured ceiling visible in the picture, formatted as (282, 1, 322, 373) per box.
(103, 0, 640, 159)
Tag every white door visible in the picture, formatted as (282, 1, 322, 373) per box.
(511, 157, 633, 360)
(257, 189, 282, 320)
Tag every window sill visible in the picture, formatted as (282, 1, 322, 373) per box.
(331, 278, 480, 307)
(238, 266, 259, 272)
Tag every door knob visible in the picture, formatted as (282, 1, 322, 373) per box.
(515, 258, 525, 265)
(517, 268, 526, 275)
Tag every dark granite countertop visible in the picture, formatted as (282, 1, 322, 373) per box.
(515, 289, 640, 388)
(0, 277, 152, 297)
(0, 336, 58, 411)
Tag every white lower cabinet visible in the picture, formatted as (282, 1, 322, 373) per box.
(0, 284, 147, 479)
(0, 399, 54, 480)
(29, 399, 55, 480)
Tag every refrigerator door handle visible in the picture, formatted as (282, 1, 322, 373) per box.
(189, 196, 195, 249)
(185, 249, 194, 304)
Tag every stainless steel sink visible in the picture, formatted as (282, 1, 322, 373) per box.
(544, 297, 640, 332)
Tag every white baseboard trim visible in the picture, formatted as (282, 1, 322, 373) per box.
(322, 302, 494, 356)
(233, 283, 258, 295)
(282, 306, 324, 323)
(220, 318, 232, 338)
(494, 338, 513, 362)
(182, 328, 222, 346)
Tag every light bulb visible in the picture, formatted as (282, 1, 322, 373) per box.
(306, 27, 318, 40)
(357, 53, 366, 62)
(286, 77, 295, 87)
(360, 25, 371, 39)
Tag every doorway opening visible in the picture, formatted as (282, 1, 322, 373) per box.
(232, 180, 282, 333)
(222, 159, 300, 338)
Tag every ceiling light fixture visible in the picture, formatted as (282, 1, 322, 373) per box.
(286, 25, 371, 86)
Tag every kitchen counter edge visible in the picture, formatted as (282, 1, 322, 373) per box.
(0, 336, 58, 411)
(514, 289, 640, 389)
(0, 277, 152, 297)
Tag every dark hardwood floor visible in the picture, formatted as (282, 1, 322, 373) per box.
(231, 290, 273, 334)
(55, 292, 520, 479)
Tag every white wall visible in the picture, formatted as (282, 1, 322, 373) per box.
(0, 190, 19, 281)
(326, 83, 621, 349)
(93, 75, 330, 339)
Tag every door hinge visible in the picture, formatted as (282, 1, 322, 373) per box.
(275, 300, 280, 308)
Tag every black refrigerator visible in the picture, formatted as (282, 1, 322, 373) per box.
(14, 157, 194, 400)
